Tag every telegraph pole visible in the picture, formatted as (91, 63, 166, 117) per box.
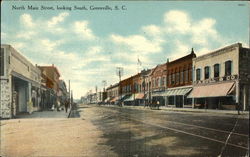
(69, 80, 71, 108)
(116, 67, 124, 106)
(102, 80, 107, 92)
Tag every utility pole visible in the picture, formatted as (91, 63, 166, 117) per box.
(116, 67, 124, 106)
(102, 80, 107, 92)
(69, 80, 71, 108)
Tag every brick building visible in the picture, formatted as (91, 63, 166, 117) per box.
(189, 43, 250, 111)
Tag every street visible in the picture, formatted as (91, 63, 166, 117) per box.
(1, 105, 249, 157)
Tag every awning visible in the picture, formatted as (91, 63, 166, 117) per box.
(104, 97, 111, 102)
(162, 87, 192, 96)
(152, 91, 164, 97)
(119, 94, 130, 101)
(188, 82, 235, 98)
(135, 93, 145, 99)
(124, 94, 134, 102)
(110, 97, 118, 103)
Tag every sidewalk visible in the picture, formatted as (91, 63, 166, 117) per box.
(15, 109, 70, 119)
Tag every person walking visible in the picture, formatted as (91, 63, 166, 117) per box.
(65, 99, 69, 113)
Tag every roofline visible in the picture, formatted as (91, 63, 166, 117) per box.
(194, 43, 242, 61)
(38, 65, 61, 77)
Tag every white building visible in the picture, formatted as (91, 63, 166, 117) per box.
(189, 43, 250, 111)
(0, 44, 41, 118)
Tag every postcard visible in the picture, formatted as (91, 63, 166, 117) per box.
(0, 1, 249, 157)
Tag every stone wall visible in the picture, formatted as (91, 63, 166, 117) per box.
(0, 79, 11, 118)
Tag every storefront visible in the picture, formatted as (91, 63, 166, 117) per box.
(188, 81, 236, 109)
(161, 86, 192, 108)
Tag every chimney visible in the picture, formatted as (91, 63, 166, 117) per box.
(191, 48, 194, 54)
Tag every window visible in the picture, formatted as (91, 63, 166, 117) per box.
(176, 72, 179, 84)
(214, 64, 220, 78)
(189, 68, 192, 82)
(168, 75, 171, 85)
(172, 73, 175, 85)
(225, 61, 232, 76)
(185, 70, 188, 82)
(162, 77, 165, 86)
(196, 69, 201, 81)
(180, 71, 183, 84)
(0, 48, 4, 76)
(204, 66, 210, 79)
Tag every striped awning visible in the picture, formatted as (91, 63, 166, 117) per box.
(161, 87, 192, 96)
(124, 94, 134, 102)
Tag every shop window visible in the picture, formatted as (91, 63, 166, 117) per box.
(214, 64, 220, 78)
(225, 60, 232, 76)
(204, 66, 210, 79)
(0, 48, 4, 76)
(196, 69, 201, 81)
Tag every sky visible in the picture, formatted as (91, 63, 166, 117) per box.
(1, 1, 249, 99)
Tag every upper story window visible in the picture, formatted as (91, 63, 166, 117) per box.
(214, 64, 220, 78)
(162, 77, 165, 86)
(176, 72, 180, 84)
(196, 69, 201, 81)
(204, 66, 210, 79)
(0, 48, 5, 76)
(172, 73, 175, 85)
(225, 60, 232, 76)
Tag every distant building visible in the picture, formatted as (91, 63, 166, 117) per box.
(163, 49, 196, 107)
(189, 43, 250, 110)
(106, 83, 119, 104)
(58, 80, 68, 106)
(38, 64, 61, 110)
(150, 63, 168, 106)
(0, 44, 41, 118)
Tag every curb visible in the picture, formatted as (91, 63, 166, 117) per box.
(101, 104, 249, 117)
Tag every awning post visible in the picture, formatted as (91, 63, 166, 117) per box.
(183, 95, 184, 108)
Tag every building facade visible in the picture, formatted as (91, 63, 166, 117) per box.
(38, 65, 61, 110)
(189, 43, 250, 110)
(0, 44, 41, 118)
(150, 63, 168, 106)
(106, 83, 119, 104)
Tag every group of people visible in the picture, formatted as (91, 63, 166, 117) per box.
(54, 99, 70, 113)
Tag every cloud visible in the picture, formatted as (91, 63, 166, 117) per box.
(164, 10, 191, 34)
(142, 25, 162, 37)
(48, 12, 69, 27)
(191, 18, 218, 45)
(20, 14, 35, 28)
(110, 34, 163, 54)
(73, 21, 96, 40)
(16, 31, 37, 40)
(169, 40, 190, 60)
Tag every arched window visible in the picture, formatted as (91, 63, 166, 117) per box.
(214, 64, 220, 78)
(196, 69, 201, 81)
(225, 60, 232, 76)
(204, 66, 210, 79)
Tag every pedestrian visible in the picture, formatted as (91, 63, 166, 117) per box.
(65, 99, 69, 113)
